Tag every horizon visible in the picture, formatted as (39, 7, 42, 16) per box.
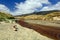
(0, 0, 60, 15)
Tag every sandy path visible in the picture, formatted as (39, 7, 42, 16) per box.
(24, 20, 60, 27)
(0, 22, 53, 40)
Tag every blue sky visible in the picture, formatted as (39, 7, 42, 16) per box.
(0, 0, 26, 11)
(0, 0, 60, 15)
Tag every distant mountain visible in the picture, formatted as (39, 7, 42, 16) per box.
(15, 10, 60, 17)
(14, 10, 60, 20)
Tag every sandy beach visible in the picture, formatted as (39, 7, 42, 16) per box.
(0, 22, 54, 40)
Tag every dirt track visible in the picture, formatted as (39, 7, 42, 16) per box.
(17, 20, 60, 40)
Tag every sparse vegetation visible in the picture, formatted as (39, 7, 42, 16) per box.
(0, 10, 60, 40)
(0, 12, 15, 21)
(15, 11, 60, 21)
(0, 10, 60, 21)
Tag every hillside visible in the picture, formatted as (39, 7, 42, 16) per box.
(0, 12, 14, 21)
(15, 10, 60, 16)
(14, 10, 60, 21)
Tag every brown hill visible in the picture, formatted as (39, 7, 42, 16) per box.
(14, 10, 60, 21)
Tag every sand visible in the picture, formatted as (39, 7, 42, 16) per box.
(0, 22, 54, 40)
(25, 20, 60, 27)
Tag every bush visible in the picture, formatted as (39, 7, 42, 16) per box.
(8, 17, 15, 19)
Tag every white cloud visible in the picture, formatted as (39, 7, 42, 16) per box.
(0, 0, 60, 15)
(13, 0, 50, 15)
(41, 2, 60, 11)
(0, 4, 11, 13)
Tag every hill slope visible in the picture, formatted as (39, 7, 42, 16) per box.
(15, 10, 60, 17)
(0, 12, 14, 21)
(14, 10, 60, 20)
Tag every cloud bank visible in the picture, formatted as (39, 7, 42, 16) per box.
(0, 0, 60, 15)
(41, 2, 60, 11)
(0, 4, 10, 13)
(13, 0, 50, 15)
